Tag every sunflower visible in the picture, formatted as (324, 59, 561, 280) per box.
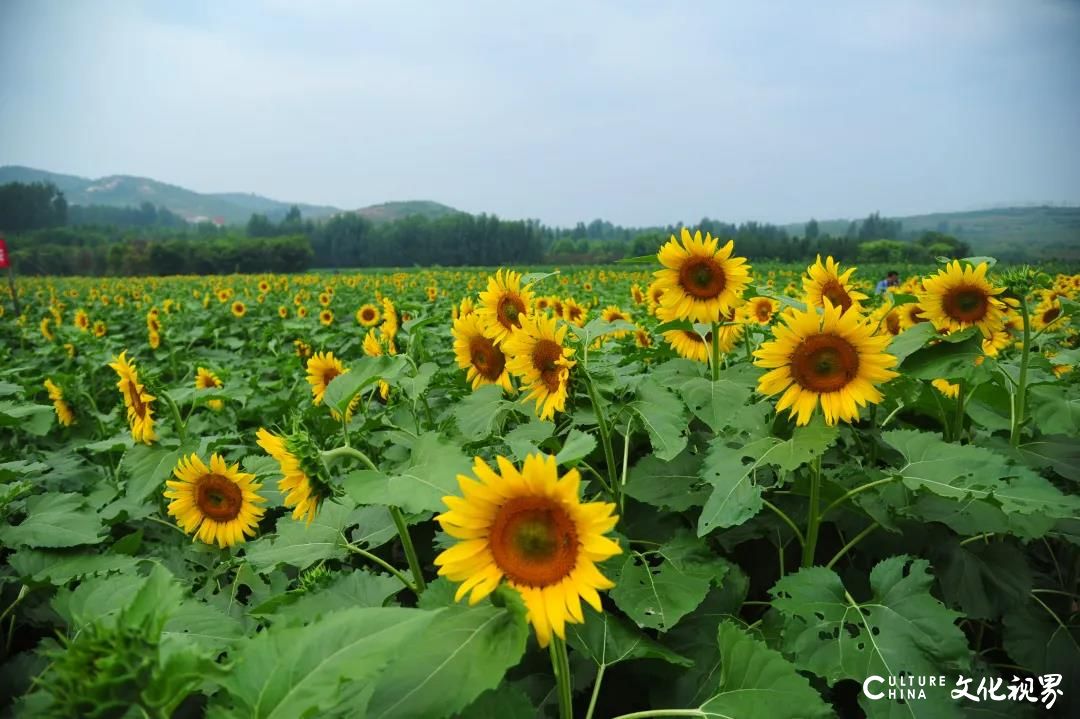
(278, 305, 289, 319)
(356, 303, 381, 327)
(196, 367, 224, 412)
(453, 312, 514, 392)
(165, 453, 266, 548)
(802, 256, 868, 314)
(646, 280, 666, 314)
(754, 301, 898, 426)
(93, 320, 107, 337)
(898, 302, 929, 331)
(931, 378, 960, 399)
(741, 296, 778, 325)
(477, 269, 534, 344)
(918, 261, 1007, 338)
(74, 309, 90, 332)
(631, 284, 646, 305)
(148, 330, 161, 350)
(562, 298, 587, 327)
(258, 280, 271, 293)
(1032, 298, 1065, 332)
(634, 327, 652, 348)
(434, 453, 621, 647)
(256, 428, 323, 524)
(108, 351, 157, 443)
(503, 313, 576, 421)
(231, 301, 247, 318)
(318, 292, 332, 307)
(40, 317, 54, 342)
(381, 297, 399, 341)
(653, 229, 751, 323)
(319, 309, 334, 326)
(600, 306, 632, 339)
(664, 329, 710, 362)
(43, 378, 75, 427)
(297, 306, 309, 319)
(306, 352, 346, 405)
(982, 329, 1012, 357)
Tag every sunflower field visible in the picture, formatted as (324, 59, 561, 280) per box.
(1, 232, 1079, 718)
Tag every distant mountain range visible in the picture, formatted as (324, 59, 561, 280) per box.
(1, 165, 1077, 257)
(0, 165, 458, 226)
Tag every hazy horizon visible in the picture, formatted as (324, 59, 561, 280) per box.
(2, 0, 1079, 227)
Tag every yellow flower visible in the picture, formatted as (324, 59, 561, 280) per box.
(453, 312, 514, 392)
(982, 329, 1012, 357)
(503, 313, 576, 421)
(195, 367, 224, 412)
(93, 320, 107, 337)
(231, 301, 247, 318)
(256, 428, 322, 524)
(754, 301, 898, 426)
(1032, 298, 1066, 332)
(918, 261, 1007, 338)
(634, 327, 652, 348)
(148, 329, 161, 350)
(435, 453, 621, 647)
(363, 329, 384, 358)
(653, 229, 751, 323)
(477, 269, 534, 345)
(74, 309, 90, 332)
(356, 303, 381, 327)
(40, 317, 54, 342)
(741, 296, 779, 325)
(108, 351, 157, 444)
(306, 351, 346, 406)
(165, 453, 266, 548)
(43, 378, 75, 427)
(931, 378, 960, 399)
(802, 256, 868, 314)
(278, 305, 289, 319)
(381, 297, 399, 341)
(663, 329, 710, 362)
(297, 306, 309, 319)
(319, 309, 334, 326)
(561, 297, 587, 327)
(898, 302, 929, 331)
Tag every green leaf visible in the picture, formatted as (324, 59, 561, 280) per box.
(398, 362, 437, 401)
(453, 384, 517, 442)
(365, 598, 528, 719)
(886, 323, 939, 365)
(901, 332, 991, 383)
(250, 569, 402, 622)
(162, 599, 245, 650)
(1012, 436, 1080, 481)
(881, 429, 1080, 518)
(214, 606, 437, 719)
(934, 539, 1031, 620)
(626, 378, 688, 461)
(245, 500, 358, 572)
(678, 377, 752, 433)
(554, 429, 596, 465)
(610, 533, 729, 631)
(624, 450, 709, 511)
(1027, 384, 1080, 436)
(0, 492, 106, 548)
(771, 556, 970, 687)
(566, 606, 692, 668)
(502, 419, 555, 461)
(1002, 598, 1080, 686)
(0, 401, 53, 436)
(8, 548, 139, 584)
(695, 621, 831, 719)
(457, 685, 536, 719)
(343, 432, 470, 514)
(323, 355, 407, 415)
(120, 442, 195, 504)
(698, 421, 836, 535)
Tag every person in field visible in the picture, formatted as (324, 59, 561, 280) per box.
(875, 270, 900, 295)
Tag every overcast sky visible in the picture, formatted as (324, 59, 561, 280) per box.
(1, 0, 1078, 227)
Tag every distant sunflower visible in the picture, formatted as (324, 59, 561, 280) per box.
(278, 305, 289, 319)
(898, 302, 929, 331)
(40, 317, 54, 342)
(600, 306, 632, 339)
(477, 269, 534, 344)
(742, 296, 778, 325)
(74, 309, 90, 332)
(297, 306, 309, 319)
(231, 301, 247, 318)
(918, 261, 1007, 338)
(258, 280, 271, 293)
(381, 297, 399, 341)
(256, 428, 323, 524)
(631, 284, 645, 305)
(195, 367, 224, 412)
(503, 313, 576, 421)
(634, 327, 652, 348)
(646, 280, 665, 314)
(363, 329, 383, 358)
(165, 453, 266, 548)
(562, 298, 587, 327)
(654, 229, 751, 323)
(755, 301, 898, 426)
(982, 329, 1012, 357)
(434, 453, 621, 647)
(802, 256, 867, 314)
(319, 309, 334, 326)
(453, 312, 514, 392)
(93, 320, 107, 337)
(148, 330, 161, 350)
(43, 378, 75, 427)
(1032, 298, 1065, 332)
(931, 378, 960, 399)
(108, 351, 157, 443)
(306, 351, 346, 405)
(356, 303, 381, 327)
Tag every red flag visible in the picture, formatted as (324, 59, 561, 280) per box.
(0, 237, 8, 269)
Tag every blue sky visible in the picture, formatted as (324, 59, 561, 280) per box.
(1, 0, 1078, 226)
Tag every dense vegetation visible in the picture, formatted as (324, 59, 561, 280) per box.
(0, 180, 1072, 277)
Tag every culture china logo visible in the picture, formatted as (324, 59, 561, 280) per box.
(862, 673, 1064, 710)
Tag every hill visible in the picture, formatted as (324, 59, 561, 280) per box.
(783, 206, 1080, 260)
(0, 166, 343, 225)
(354, 200, 460, 224)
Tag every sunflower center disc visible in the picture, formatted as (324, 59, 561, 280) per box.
(532, 339, 564, 392)
(791, 334, 860, 393)
(322, 369, 341, 387)
(820, 280, 852, 312)
(679, 258, 727, 299)
(126, 380, 147, 418)
(195, 474, 244, 522)
(944, 288, 988, 322)
(489, 497, 578, 587)
(469, 336, 506, 380)
(498, 296, 524, 328)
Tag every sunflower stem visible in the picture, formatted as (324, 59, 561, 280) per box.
(825, 522, 880, 570)
(550, 635, 574, 719)
(610, 711, 706, 719)
(343, 540, 419, 594)
(160, 391, 188, 443)
(585, 662, 605, 719)
(801, 454, 822, 567)
(709, 321, 721, 381)
(389, 506, 427, 593)
(583, 373, 619, 508)
(742, 325, 753, 364)
(1010, 295, 1032, 447)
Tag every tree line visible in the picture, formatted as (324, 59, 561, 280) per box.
(0, 180, 971, 276)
